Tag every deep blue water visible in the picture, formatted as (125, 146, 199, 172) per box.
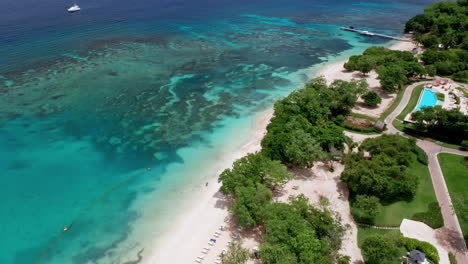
(0, 1, 437, 263)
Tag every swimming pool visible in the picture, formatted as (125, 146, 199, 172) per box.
(415, 89, 438, 111)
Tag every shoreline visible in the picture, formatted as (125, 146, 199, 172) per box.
(136, 39, 417, 264)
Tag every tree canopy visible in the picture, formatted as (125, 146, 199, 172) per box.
(362, 91, 382, 107)
(261, 77, 364, 166)
(405, 0, 468, 77)
(341, 135, 420, 202)
(361, 234, 403, 264)
(218, 152, 292, 195)
(411, 105, 468, 143)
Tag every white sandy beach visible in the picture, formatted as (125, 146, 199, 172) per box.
(140, 39, 418, 264)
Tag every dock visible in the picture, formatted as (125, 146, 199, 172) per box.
(341, 27, 411, 42)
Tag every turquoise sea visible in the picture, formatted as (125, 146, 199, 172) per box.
(0, 1, 437, 263)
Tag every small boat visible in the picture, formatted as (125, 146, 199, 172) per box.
(360, 31, 375, 36)
(68, 4, 81, 12)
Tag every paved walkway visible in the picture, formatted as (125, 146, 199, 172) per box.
(352, 80, 468, 263)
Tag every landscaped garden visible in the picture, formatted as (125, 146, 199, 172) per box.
(374, 151, 440, 227)
(438, 153, 468, 244)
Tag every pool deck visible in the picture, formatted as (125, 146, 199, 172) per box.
(404, 81, 468, 122)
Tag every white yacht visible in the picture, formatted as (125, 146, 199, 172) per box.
(68, 4, 81, 12)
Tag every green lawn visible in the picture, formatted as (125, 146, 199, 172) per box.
(378, 83, 412, 122)
(373, 152, 438, 226)
(438, 153, 468, 243)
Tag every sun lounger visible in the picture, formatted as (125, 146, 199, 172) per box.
(214, 234, 219, 238)
(203, 247, 210, 251)
(215, 261, 221, 264)
(215, 231, 221, 235)
(208, 241, 215, 246)
(202, 249, 208, 254)
(197, 255, 204, 260)
(195, 259, 202, 263)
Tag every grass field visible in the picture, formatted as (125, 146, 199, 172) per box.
(378, 83, 411, 122)
(438, 153, 468, 243)
(373, 152, 438, 226)
(392, 84, 424, 131)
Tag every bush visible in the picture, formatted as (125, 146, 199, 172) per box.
(453, 70, 468, 83)
(461, 140, 468, 151)
(435, 92, 445, 101)
(449, 252, 457, 264)
(411, 202, 444, 229)
(404, 237, 440, 264)
(351, 195, 381, 224)
(362, 91, 382, 107)
(414, 146, 428, 165)
(449, 92, 460, 105)
(362, 234, 403, 264)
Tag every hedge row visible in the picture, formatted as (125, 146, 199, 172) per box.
(404, 237, 440, 264)
(414, 146, 428, 165)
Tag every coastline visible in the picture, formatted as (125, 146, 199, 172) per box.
(133, 39, 417, 264)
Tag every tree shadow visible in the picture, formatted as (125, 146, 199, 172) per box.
(289, 166, 317, 181)
(435, 227, 467, 254)
(213, 191, 232, 209)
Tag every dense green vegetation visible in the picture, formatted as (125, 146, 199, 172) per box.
(342, 135, 420, 202)
(259, 196, 346, 264)
(343, 135, 441, 227)
(221, 242, 250, 264)
(344, 46, 430, 93)
(362, 91, 382, 106)
(358, 228, 441, 264)
(438, 153, 468, 243)
(405, 0, 468, 79)
(262, 77, 368, 167)
(361, 232, 404, 264)
(411, 105, 468, 144)
(373, 155, 441, 228)
(449, 252, 458, 264)
(404, 237, 440, 263)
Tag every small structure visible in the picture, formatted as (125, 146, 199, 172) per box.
(409, 250, 427, 264)
(374, 121, 387, 131)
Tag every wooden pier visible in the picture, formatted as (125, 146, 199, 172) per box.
(341, 27, 411, 42)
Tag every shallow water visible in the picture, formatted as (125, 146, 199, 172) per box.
(0, 1, 437, 263)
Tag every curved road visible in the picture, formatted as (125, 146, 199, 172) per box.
(378, 81, 467, 262)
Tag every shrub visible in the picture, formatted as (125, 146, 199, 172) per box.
(411, 202, 443, 229)
(453, 70, 468, 83)
(449, 92, 460, 105)
(414, 146, 428, 165)
(362, 234, 403, 264)
(351, 195, 381, 224)
(448, 252, 457, 264)
(435, 92, 445, 101)
(362, 91, 382, 107)
(404, 237, 440, 264)
(461, 140, 468, 151)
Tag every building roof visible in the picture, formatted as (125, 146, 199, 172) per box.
(410, 249, 426, 263)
